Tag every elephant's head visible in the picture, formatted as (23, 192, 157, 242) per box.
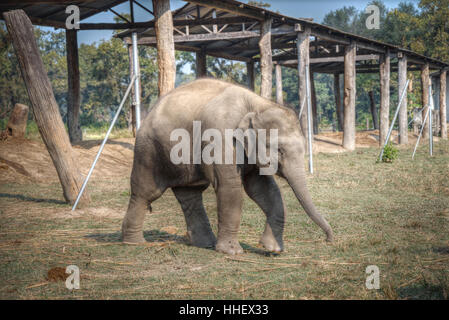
(238, 107, 334, 242)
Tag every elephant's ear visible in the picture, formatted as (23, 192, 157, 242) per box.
(238, 112, 257, 131)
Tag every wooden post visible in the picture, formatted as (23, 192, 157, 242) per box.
(379, 50, 390, 146)
(398, 54, 408, 144)
(196, 48, 207, 78)
(440, 70, 447, 139)
(3, 10, 89, 205)
(343, 42, 356, 151)
(275, 63, 283, 104)
(127, 44, 138, 137)
(368, 91, 379, 130)
(259, 18, 272, 99)
(247, 60, 255, 91)
(421, 63, 430, 139)
(6, 103, 29, 138)
(153, 0, 176, 96)
(66, 29, 82, 143)
(297, 27, 311, 139)
(334, 73, 343, 131)
(310, 71, 318, 134)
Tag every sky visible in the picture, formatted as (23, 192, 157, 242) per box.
(52, 0, 419, 45)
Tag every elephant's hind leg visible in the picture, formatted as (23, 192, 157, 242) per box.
(243, 171, 286, 253)
(172, 185, 216, 248)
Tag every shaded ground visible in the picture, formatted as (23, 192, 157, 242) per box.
(0, 133, 448, 299)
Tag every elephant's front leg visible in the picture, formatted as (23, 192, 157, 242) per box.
(243, 170, 285, 253)
(214, 167, 244, 255)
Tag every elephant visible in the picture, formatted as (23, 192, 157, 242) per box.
(122, 78, 333, 255)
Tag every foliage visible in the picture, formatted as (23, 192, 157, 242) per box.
(381, 142, 399, 163)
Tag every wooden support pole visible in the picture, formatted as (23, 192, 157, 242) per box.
(368, 91, 379, 130)
(379, 50, 390, 146)
(440, 70, 447, 139)
(127, 44, 139, 136)
(6, 103, 29, 138)
(310, 71, 318, 134)
(3, 10, 89, 206)
(66, 29, 82, 143)
(275, 63, 283, 104)
(297, 27, 311, 139)
(398, 54, 408, 144)
(196, 48, 207, 78)
(259, 18, 272, 100)
(153, 0, 176, 96)
(334, 73, 343, 131)
(247, 60, 255, 91)
(421, 63, 430, 139)
(343, 42, 356, 150)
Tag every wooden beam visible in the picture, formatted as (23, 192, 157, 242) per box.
(3, 9, 89, 206)
(196, 48, 207, 78)
(297, 27, 311, 139)
(334, 73, 343, 131)
(279, 54, 379, 65)
(275, 64, 283, 104)
(259, 18, 272, 100)
(247, 60, 255, 91)
(29, 16, 66, 29)
(185, 0, 265, 20)
(368, 90, 379, 130)
(421, 63, 430, 139)
(343, 42, 356, 151)
(66, 29, 82, 143)
(398, 54, 408, 144)
(153, 0, 176, 96)
(440, 70, 447, 139)
(310, 71, 318, 134)
(379, 49, 390, 146)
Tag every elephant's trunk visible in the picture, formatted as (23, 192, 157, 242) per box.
(285, 165, 334, 242)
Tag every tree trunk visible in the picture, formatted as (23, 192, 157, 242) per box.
(275, 63, 283, 104)
(259, 18, 272, 100)
(246, 60, 255, 91)
(343, 42, 356, 151)
(6, 103, 28, 138)
(368, 91, 379, 130)
(421, 63, 430, 139)
(398, 55, 408, 144)
(66, 29, 82, 143)
(3, 10, 89, 206)
(153, 0, 176, 96)
(334, 73, 343, 131)
(310, 71, 318, 134)
(196, 48, 207, 78)
(440, 70, 447, 139)
(297, 27, 311, 139)
(379, 50, 390, 146)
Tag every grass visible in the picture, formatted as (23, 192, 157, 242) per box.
(0, 140, 448, 299)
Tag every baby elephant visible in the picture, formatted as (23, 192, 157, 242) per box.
(122, 79, 333, 255)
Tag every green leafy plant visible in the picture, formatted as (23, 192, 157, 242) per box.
(382, 142, 399, 163)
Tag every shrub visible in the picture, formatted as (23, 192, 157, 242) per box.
(381, 142, 399, 163)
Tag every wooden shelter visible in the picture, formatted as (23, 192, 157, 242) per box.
(1, 0, 448, 150)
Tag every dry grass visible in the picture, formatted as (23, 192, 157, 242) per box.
(0, 140, 448, 299)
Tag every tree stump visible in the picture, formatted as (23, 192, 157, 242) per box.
(7, 103, 29, 138)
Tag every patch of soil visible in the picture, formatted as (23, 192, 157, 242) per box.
(47, 267, 68, 282)
(0, 137, 134, 184)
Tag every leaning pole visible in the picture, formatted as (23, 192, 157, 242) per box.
(3, 9, 90, 206)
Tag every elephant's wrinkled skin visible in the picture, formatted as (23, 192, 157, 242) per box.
(122, 79, 333, 254)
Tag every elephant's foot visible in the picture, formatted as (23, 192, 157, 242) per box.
(216, 238, 243, 255)
(122, 231, 146, 245)
(187, 228, 216, 248)
(259, 225, 283, 253)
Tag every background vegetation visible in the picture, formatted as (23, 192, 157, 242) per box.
(0, 0, 448, 135)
